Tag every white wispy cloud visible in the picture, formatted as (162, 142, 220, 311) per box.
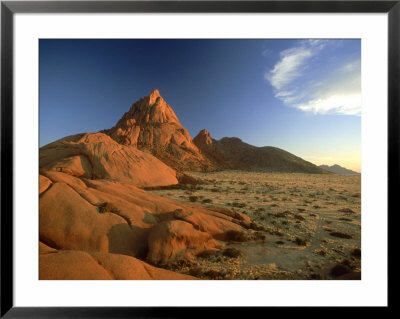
(266, 46, 312, 90)
(265, 40, 361, 116)
(297, 93, 361, 115)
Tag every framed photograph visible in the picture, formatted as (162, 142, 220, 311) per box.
(1, 0, 395, 316)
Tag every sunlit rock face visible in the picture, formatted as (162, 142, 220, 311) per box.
(39, 132, 179, 187)
(105, 89, 216, 172)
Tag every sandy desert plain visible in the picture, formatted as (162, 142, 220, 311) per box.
(147, 171, 361, 280)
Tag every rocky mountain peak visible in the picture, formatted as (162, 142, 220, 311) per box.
(104, 90, 216, 172)
(193, 129, 214, 146)
(148, 88, 161, 104)
(199, 128, 210, 136)
(120, 89, 180, 125)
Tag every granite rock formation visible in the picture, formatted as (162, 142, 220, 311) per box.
(104, 89, 215, 171)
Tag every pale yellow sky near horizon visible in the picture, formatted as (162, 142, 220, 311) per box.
(301, 155, 361, 173)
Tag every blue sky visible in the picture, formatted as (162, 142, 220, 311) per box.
(40, 39, 361, 172)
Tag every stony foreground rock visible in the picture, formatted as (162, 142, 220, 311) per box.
(38, 169, 250, 279)
(147, 220, 221, 265)
(39, 245, 196, 280)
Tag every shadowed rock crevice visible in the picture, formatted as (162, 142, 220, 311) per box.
(39, 236, 61, 250)
(142, 211, 158, 224)
(107, 224, 150, 258)
(99, 204, 133, 227)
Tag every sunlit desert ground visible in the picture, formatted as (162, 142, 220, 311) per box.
(148, 171, 361, 279)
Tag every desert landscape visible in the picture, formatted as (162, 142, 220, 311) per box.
(148, 171, 361, 279)
(39, 89, 361, 280)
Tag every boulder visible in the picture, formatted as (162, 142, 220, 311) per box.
(39, 250, 112, 280)
(40, 132, 178, 187)
(39, 182, 140, 256)
(147, 220, 221, 265)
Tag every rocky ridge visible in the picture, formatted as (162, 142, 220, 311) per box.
(193, 129, 329, 174)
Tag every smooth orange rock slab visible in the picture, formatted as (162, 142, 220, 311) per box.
(76, 186, 158, 229)
(83, 179, 183, 214)
(40, 170, 88, 192)
(44, 175, 159, 230)
(40, 250, 113, 280)
(39, 182, 139, 256)
(44, 155, 92, 178)
(39, 175, 52, 195)
(39, 249, 197, 280)
(40, 132, 179, 187)
(147, 220, 221, 265)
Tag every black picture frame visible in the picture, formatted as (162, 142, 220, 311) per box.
(1, 0, 396, 317)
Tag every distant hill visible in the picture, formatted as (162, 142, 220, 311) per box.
(194, 129, 329, 174)
(319, 164, 360, 175)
